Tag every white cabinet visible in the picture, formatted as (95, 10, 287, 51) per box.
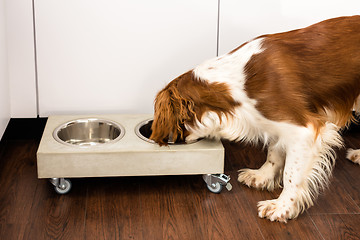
(218, 0, 360, 55)
(6, 0, 360, 118)
(7, 0, 37, 118)
(35, 0, 218, 116)
(0, 0, 10, 138)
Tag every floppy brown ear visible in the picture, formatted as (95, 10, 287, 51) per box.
(150, 80, 195, 146)
(150, 88, 177, 146)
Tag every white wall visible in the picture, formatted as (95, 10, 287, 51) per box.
(219, 0, 360, 55)
(35, 0, 218, 117)
(7, 0, 37, 118)
(4, 0, 360, 119)
(0, 0, 10, 139)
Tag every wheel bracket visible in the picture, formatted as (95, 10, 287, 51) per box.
(203, 174, 232, 193)
(49, 178, 72, 194)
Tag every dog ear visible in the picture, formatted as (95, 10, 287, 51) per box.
(150, 87, 176, 146)
(177, 72, 241, 122)
(150, 80, 195, 145)
(150, 70, 240, 145)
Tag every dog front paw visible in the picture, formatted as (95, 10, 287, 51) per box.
(346, 148, 360, 165)
(257, 199, 298, 223)
(238, 168, 281, 191)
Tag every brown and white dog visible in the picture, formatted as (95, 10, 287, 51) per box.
(150, 16, 360, 222)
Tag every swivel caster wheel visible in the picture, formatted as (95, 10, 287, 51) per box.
(50, 178, 72, 194)
(206, 182, 223, 194)
(203, 174, 232, 194)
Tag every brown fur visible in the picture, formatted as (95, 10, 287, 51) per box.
(151, 16, 360, 145)
(244, 16, 360, 134)
(150, 71, 240, 145)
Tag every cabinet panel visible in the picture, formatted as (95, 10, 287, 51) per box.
(219, 0, 360, 55)
(7, 0, 37, 117)
(0, 0, 10, 138)
(35, 0, 218, 116)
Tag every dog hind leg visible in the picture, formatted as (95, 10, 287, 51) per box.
(347, 149, 360, 165)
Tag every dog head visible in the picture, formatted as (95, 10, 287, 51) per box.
(150, 70, 240, 145)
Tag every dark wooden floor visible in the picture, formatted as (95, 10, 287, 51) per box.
(0, 120, 360, 239)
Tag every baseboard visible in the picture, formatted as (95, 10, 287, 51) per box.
(1, 118, 48, 141)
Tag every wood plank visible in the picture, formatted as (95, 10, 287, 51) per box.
(0, 140, 40, 239)
(84, 177, 142, 240)
(339, 214, 360, 239)
(1, 120, 360, 239)
(139, 172, 265, 240)
(188, 171, 264, 240)
(311, 214, 360, 240)
(24, 178, 87, 239)
(222, 140, 267, 171)
(306, 177, 360, 215)
(238, 181, 324, 240)
(139, 175, 205, 240)
(338, 134, 360, 208)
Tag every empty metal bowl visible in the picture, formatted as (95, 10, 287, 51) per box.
(135, 119, 197, 145)
(53, 118, 125, 147)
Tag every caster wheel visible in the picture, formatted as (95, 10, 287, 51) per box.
(206, 182, 223, 194)
(54, 179, 72, 194)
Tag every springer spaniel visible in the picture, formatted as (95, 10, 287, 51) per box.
(150, 16, 360, 222)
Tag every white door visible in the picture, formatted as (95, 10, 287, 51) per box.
(35, 0, 218, 116)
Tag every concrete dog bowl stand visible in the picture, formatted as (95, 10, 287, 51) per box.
(37, 114, 231, 194)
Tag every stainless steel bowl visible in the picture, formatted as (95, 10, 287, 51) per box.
(53, 118, 125, 147)
(135, 119, 197, 145)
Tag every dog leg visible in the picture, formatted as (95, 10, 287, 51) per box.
(257, 143, 313, 222)
(257, 123, 342, 222)
(238, 142, 285, 191)
(346, 149, 360, 165)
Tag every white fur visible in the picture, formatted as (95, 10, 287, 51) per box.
(239, 141, 285, 191)
(193, 38, 264, 105)
(347, 149, 360, 165)
(185, 37, 345, 222)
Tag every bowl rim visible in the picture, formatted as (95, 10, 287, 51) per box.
(134, 118, 198, 145)
(134, 118, 157, 144)
(52, 117, 126, 148)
